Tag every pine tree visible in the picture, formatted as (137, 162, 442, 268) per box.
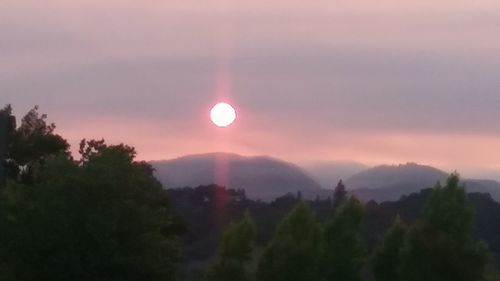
(256, 202, 320, 281)
(333, 180, 347, 208)
(204, 212, 257, 281)
(321, 196, 365, 281)
(400, 174, 491, 281)
(372, 215, 407, 281)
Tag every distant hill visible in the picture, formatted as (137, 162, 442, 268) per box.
(152, 156, 500, 202)
(151, 153, 323, 200)
(346, 163, 448, 190)
(346, 163, 500, 202)
(305, 161, 369, 189)
(465, 179, 500, 202)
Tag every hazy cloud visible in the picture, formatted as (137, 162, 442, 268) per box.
(2, 0, 500, 177)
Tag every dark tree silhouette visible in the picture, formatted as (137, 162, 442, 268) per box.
(321, 196, 365, 281)
(0, 140, 182, 281)
(5, 106, 69, 185)
(256, 202, 320, 281)
(400, 174, 491, 281)
(204, 212, 257, 281)
(0, 106, 9, 188)
(372, 215, 407, 281)
(333, 180, 347, 208)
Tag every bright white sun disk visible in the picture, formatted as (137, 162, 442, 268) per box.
(210, 103, 236, 127)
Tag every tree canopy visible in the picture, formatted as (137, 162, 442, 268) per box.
(321, 196, 365, 281)
(333, 180, 347, 208)
(400, 174, 491, 281)
(204, 212, 257, 281)
(3, 105, 69, 185)
(372, 215, 407, 281)
(256, 202, 320, 281)
(0, 138, 182, 281)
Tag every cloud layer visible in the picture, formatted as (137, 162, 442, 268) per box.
(2, 0, 500, 178)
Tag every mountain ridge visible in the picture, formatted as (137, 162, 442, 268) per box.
(305, 160, 369, 189)
(346, 163, 500, 202)
(151, 153, 323, 200)
(151, 154, 500, 202)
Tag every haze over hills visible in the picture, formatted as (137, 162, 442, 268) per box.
(346, 163, 448, 190)
(304, 161, 369, 189)
(152, 154, 500, 203)
(151, 153, 323, 200)
(346, 163, 500, 202)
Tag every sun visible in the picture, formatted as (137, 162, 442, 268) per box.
(210, 102, 236, 127)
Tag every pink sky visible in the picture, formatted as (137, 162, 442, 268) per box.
(2, 0, 500, 179)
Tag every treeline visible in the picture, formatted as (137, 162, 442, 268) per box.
(0, 106, 183, 281)
(185, 176, 498, 281)
(169, 182, 500, 278)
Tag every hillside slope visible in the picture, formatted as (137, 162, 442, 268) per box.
(346, 163, 500, 202)
(151, 153, 323, 200)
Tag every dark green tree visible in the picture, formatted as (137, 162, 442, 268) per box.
(400, 174, 491, 281)
(204, 212, 257, 281)
(372, 215, 407, 281)
(256, 202, 320, 281)
(0, 139, 182, 281)
(333, 180, 347, 208)
(321, 196, 365, 281)
(0, 106, 9, 188)
(6, 106, 69, 184)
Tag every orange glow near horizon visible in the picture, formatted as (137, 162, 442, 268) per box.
(54, 113, 500, 181)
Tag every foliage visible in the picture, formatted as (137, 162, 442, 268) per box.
(256, 202, 320, 281)
(400, 174, 491, 281)
(372, 215, 407, 281)
(204, 212, 257, 281)
(5, 106, 69, 184)
(0, 106, 10, 187)
(169, 184, 500, 279)
(424, 175, 474, 242)
(321, 196, 365, 281)
(0, 139, 182, 281)
(333, 180, 347, 208)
